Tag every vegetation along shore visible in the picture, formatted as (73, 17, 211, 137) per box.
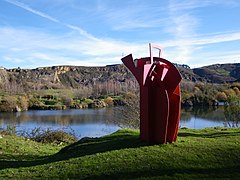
(0, 63, 240, 112)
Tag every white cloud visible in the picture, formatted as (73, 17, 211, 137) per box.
(168, 0, 239, 12)
(0, 26, 148, 68)
(92, 1, 168, 31)
(165, 0, 240, 65)
(1, 0, 240, 69)
(189, 53, 240, 68)
(187, 32, 240, 46)
(3, 56, 25, 63)
(1, 25, 239, 69)
(159, 31, 240, 48)
(166, 1, 200, 64)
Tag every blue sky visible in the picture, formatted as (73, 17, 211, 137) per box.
(0, 0, 240, 69)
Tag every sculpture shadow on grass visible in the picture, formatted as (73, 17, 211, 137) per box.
(87, 166, 240, 179)
(54, 130, 151, 160)
(0, 130, 151, 170)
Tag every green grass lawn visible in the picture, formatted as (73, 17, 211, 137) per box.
(0, 127, 239, 179)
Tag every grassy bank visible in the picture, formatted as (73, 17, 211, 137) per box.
(0, 128, 240, 179)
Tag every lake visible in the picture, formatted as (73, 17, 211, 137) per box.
(0, 106, 235, 138)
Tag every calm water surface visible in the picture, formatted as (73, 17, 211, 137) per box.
(0, 107, 232, 138)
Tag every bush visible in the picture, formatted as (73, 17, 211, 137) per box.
(224, 89, 236, 97)
(104, 97, 114, 106)
(43, 99, 58, 106)
(81, 98, 93, 104)
(233, 87, 240, 96)
(60, 95, 73, 107)
(224, 95, 240, 127)
(28, 97, 45, 109)
(33, 130, 77, 144)
(23, 128, 78, 144)
(0, 95, 18, 112)
(215, 92, 228, 102)
(18, 96, 29, 111)
(114, 92, 140, 129)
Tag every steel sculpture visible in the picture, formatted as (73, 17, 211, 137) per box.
(121, 44, 182, 144)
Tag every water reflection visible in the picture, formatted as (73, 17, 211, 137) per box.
(0, 107, 237, 138)
(0, 108, 119, 138)
(180, 106, 226, 129)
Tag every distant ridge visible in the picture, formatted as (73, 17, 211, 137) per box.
(0, 63, 239, 92)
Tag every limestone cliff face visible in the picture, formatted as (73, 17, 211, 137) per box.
(0, 63, 239, 92)
(0, 64, 136, 91)
(0, 69, 9, 83)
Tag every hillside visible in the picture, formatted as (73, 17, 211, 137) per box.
(193, 63, 240, 83)
(0, 63, 239, 92)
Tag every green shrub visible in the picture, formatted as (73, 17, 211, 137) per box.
(43, 99, 58, 106)
(224, 95, 240, 127)
(81, 98, 93, 104)
(29, 97, 45, 108)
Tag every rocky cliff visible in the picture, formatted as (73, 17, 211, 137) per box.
(0, 63, 239, 92)
(0, 64, 137, 93)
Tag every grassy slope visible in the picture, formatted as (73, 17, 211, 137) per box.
(0, 128, 239, 179)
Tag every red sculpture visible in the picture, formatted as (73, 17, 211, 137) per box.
(121, 44, 182, 144)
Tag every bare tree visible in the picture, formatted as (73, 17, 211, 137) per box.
(114, 92, 140, 129)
